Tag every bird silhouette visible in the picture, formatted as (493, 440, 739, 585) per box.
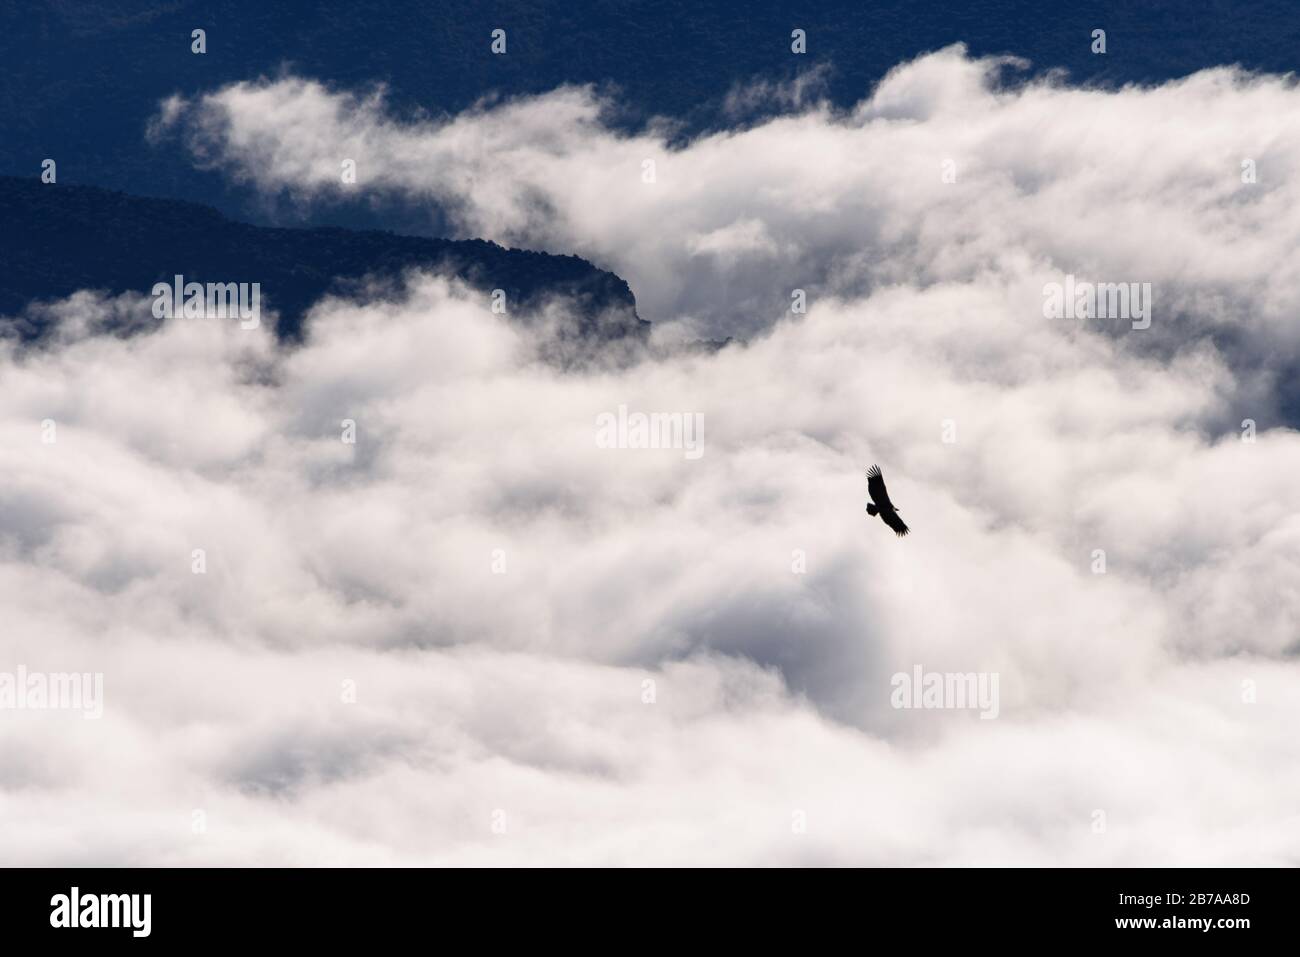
(865, 465, 909, 537)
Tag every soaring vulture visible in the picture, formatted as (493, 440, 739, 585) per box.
(865, 465, 909, 537)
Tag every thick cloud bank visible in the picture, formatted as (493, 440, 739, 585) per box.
(1, 49, 1298, 865)
(157, 48, 1300, 373)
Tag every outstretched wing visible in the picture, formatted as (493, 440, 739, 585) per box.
(865, 465, 894, 510)
(880, 508, 910, 537)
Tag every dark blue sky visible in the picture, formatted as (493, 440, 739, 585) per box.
(4, 0, 1298, 232)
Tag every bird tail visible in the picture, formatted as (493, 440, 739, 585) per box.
(866, 503, 879, 516)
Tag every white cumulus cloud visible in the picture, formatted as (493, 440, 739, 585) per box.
(1, 47, 1298, 865)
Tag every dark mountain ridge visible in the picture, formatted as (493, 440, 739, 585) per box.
(0, 175, 644, 342)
